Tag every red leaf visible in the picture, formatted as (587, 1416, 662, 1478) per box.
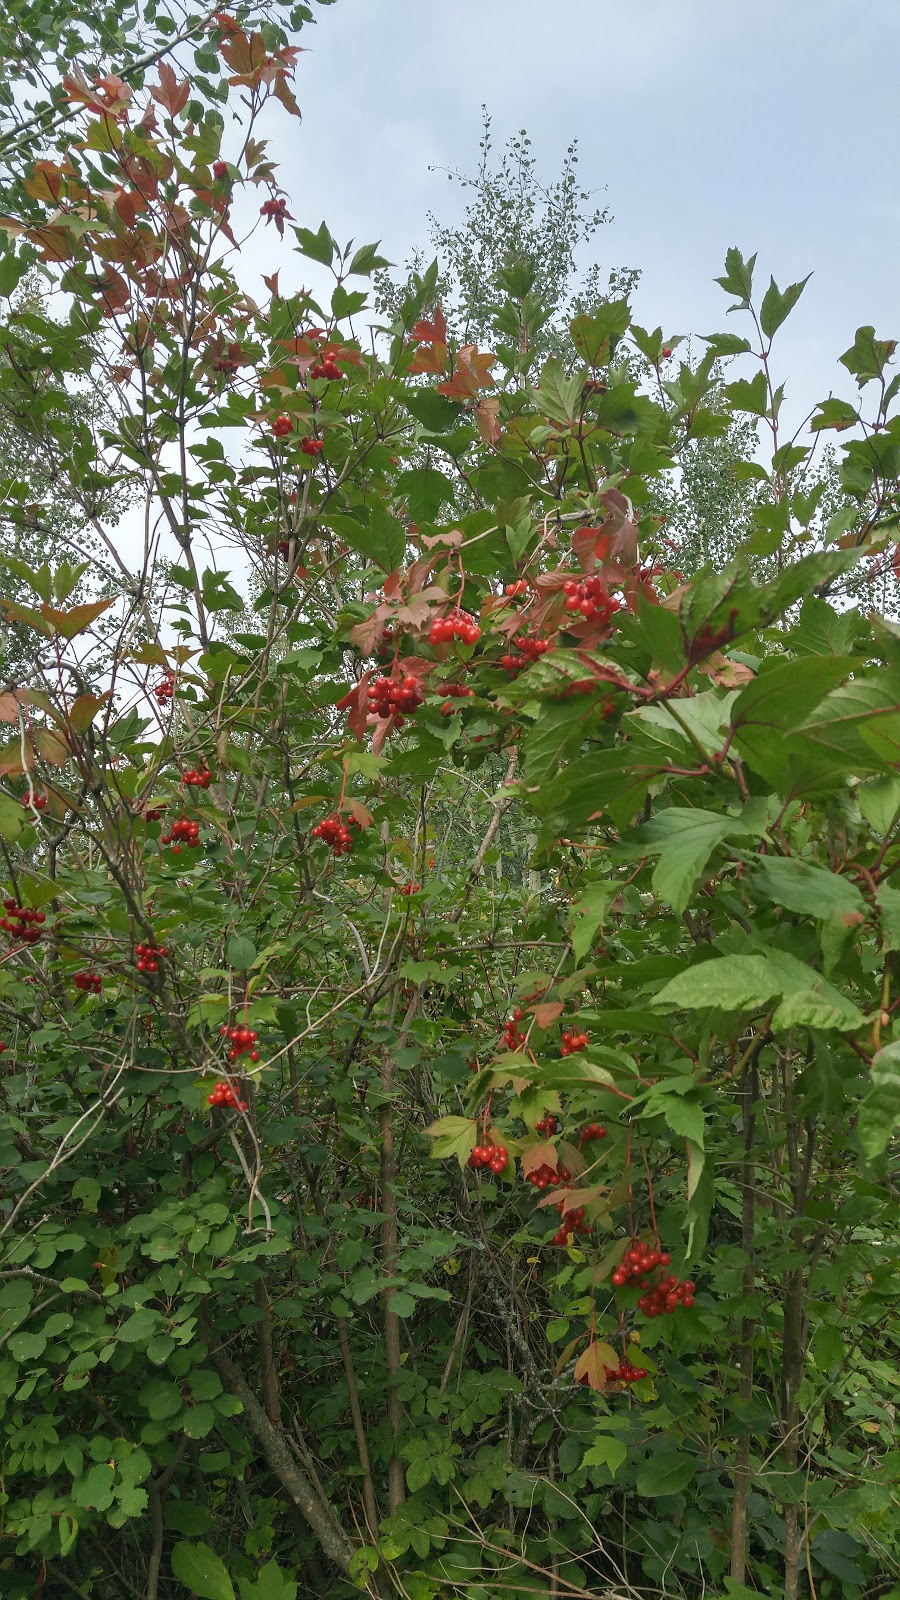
(150, 62, 190, 118)
(530, 1001, 564, 1029)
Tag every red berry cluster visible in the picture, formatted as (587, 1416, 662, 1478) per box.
(300, 436, 324, 456)
(0, 1041, 6, 1054)
(561, 1029, 589, 1056)
(154, 675, 174, 703)
(514, 635, 551, 660)
(260, 196, 290, 226)
(579, 1122, 607, 1144)
(309, 355, 342, 381)
(604, 1359, 648, 1385)
(611, 1240, 671, 1288)
(367, 674, 424, 719)
(73, 970, 102, 994)
(162, 817, 200, 851)
(504, 580, 529, 598)
(208, 1078, 248, 1111)
(183, 769, 211, 789)
(637, 1273, 696, 1317)
(311, 814, 357, 855)
(220, 1023, 259, 1063)
(397, 882, 420, 896)
(277, 539, 292, 557)
(437, 682, 473, 699)
(551, 1201, 590, 1246)
(272, 414, 293, 438)
(563, 575, 621, 624)
(535, 1113, 558, 1135)
(525, 1162, 571, 1192)
(467, 1142, 508, 1174)
(21, 790, 47, 810)
(429, 610, 480, 646)
(1, 900, 45, 943)
(212, 159, 229, 180)
(135, 941, 168, 973)
(212, 356, 238, 374)
(502, 1007, 526, 1050)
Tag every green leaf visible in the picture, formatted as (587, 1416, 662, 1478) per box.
(858, 775, 900, 836)
(171, 1541, 235, 1600)
(810, 397, 860, 432)
(635, 1449, 696, 1498)
(581, 1435, 627, 1476)
(387, 1292, 416, 1318)
(402, 388, 463, 433)
(751, 858, 864, 922)
(225, 935, 256, 970)
(636, 808, 752, 913)
(649, 1092, 705, 1149)
(858, 1043, 900, 1159)
(725, 371, 769, 416)
(532, 357, 584, 427)
(164, 1502, 212, 1535)
(329, 506, 407, 574)
(348, 241, 390, 276)
(714, 247, 757, 306)
(569, 882, 616, 961)
(877, 884, 900, 953)
(138, 1378, 183, 1421)
(395, 466, 455, 522)
(424, 1115, 476, 1167)
(839, 325, 897, 388)
(759, 274, 811, 339)
(292, 221, 333, 266)
(237, 1559, 298, 1600)
(653, 954, 780, 1015)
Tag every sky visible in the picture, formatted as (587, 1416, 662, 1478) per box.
(243, 0, 900, 430)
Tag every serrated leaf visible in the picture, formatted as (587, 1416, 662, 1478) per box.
(635, 1449, 696, 1498)
(225, 935, 256, 970)
(858, 1042, 900, 1159)
(171, 1541, 235, 1600)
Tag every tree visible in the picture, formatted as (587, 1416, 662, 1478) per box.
(0, 14, 897, 1600)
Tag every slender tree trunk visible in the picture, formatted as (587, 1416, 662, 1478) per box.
(379, 1041, 405, 1513)
(254, 1275, 281, 1426)
(781, 1059, 814, 1600)
(730, 1059, 757, 1583)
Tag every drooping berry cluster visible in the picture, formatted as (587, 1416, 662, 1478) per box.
(272, 413, 293, 437)
(467, 1142, 508, 1174)
(429, 609, 480, 646)
(153, 675, 174, 703)
(561, 1029, 589, 1056)
(397, 882, 420, 896)
(208, 1078, 248, 1111)
(502, 1007, 526, 1050)
(259, 196, 291, 227)
(525, 1162, 571, 1192)
(437, 682, 474, 700)
(311, 814, 357, 855)
(73, 970, 102, 994)
(611, 1240, 672, 1288)
(637, 1273, 696, 1317)
(500, 635, 551, 673)
(309, 354, 342, 381)
(551, 1201, 590, 1247)
(21, 790, 46, 810)
(604, 1359, 648, 1385)
(1, 901, 45, 943)
(300, 436, 324, 456)
(135, 941, 168, 974)
(367, 674, 424, 719)
(504, 580, 529, 598)
(579, 1122, 607, 1144)
(535, 1113, 558, 1135)
(563, 575, 621, 624)
(162, 818, 200, 851)
(183, 769, 211, 789)
(220, 1023, 260, 1064)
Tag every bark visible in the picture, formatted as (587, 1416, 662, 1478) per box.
(730, 1059, 757, 1583)
(254, 1275, 281, 1426)
(207, 1339, 355, 1573)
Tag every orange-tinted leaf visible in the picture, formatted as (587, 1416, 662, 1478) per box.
(68, 692, 112, 733)
(437, 345, 495, 399)
(150, 61, 190, 118)
(34, 728, 69, 767)
(0, 600, 55, 636)
(0, 693, 22, 725)
(22, 161, 66, 204)
(411, 306, 447, 345)
(531, 1001, 564, 1029)
(573, 1339, 619, 1391)
(407, 343, 449, 377)
(475, 394, 501, 445)
(40, 598, 116, 639)
(520, 1140, 559, 1178)
(346, 798, 373, 830)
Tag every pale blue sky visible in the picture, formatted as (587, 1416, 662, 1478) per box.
(249, 0, 900, 427)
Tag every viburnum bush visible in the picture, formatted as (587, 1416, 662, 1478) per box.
(0, 9, 897, 1600)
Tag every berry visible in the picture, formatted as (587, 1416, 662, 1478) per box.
(562, 574, 621, 626)
(220, 1022, 260, 1063)
(259, 196, 293, 234)
(272, 414, 293, 438)
(525, 1162, 570, 1191)
(502, 1006, 526, 1050)
(182, 768, 212, 789)
(604, 1360, 647, 1386)
(366, 673, 425, 720)
(300, 436, 324, 456)
(579, 1122, 607, 1143)
(161, 817, 200, 850)
(153, 674, 175, 703)
(466, 1142, 508, 1174)
(504, 580, 529, 598)
(311, 813, 358, 856)
(397, 882, 420, 896)
(212, 159, 229, 180)
(208, 1078, 248, 1112)
(429, 609, 481, 647)
(135, 941, 168, 974)
(21, 790, 46, 810)
(561, 1029, 589, 1056)
(662, 346, 673, 358)
(309, 357, 342, 381)
(513, 634, 551, 660)
(535, 1113, 558, 1135)
(73, 970, 102, 995)
(0, 903, 47, 944)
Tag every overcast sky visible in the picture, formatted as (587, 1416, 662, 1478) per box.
(246, 0, 900, 429)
